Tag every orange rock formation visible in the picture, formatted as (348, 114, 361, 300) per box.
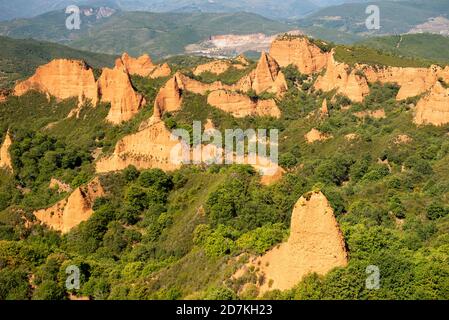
(34, 177, 104, 233)
(207, 90, 281, 118)
(237, 191, 348, 294)
(49, 178, 72, 194)
(117, 53, 171, 79)
(194, 60, 232, 76)
(153, 75, 183, 116)
(96, 117, 181, 173)
(414, 82, 449, 126)
(320, 98, 329, 117)
(270, 36, 330, 74)
(362, 65, 449, 100)
(238, 52, 288, 98)
(314, 55, 369, 103)
(116, 53, 155, 77)
(0, 131, 13, 172)
(149, 63, 172, 79)
(305, 128, 332, 143)
(14, 59, 98, 105)
(98, 65, 146, 124)
(0, 90, 8, 103)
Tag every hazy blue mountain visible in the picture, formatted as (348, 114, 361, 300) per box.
(0, 0, 381, 21)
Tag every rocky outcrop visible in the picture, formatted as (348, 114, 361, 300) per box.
(414, 82, 449, 126)
(14, 59, 98, 106)
(236, 191, 348, 294)
(0, 90, 8, 103)
(116, 53, 155, 77)
(234, 54, 251, 67)
(149, 63, 171, 79)
(305, 128, 332, 144)
(175, 72, 231, 95)
(153, 75, 183, 116)
(345, 133, 359, 141)
(0, 131, 13, 172)
(270, 36, 330, 74)
(117, 53, 171, 79)
(207, 90, 281, 118)
(96, 118, 181, 173)
(194, 60, 232, 76)
(320, 98, 329, 117)
(362, 65, 449, 100)
(49, 178, 72, 194)
(394, 135, 413, 144)
(98, 65, 146, 124)
(14, 58, 146, 124)
(314, 55, 369, 103)
(241, 52, 288, 98)
(34, 177, 104, 233)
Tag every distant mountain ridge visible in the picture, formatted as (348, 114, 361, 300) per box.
(0, 0, 383, 21)
(299, 0, 449, 36)
(0, 10, 291, 58)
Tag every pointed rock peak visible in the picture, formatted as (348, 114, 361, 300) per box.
(153, 74, 183, 116)
(257, 52, 279, 78)
(98, 65, 146, 124)
(117, 52, 155, 77)
(204, 119, 215, 131)
(235, 54, 250, 66)
(0, 130, 13, 172)
(321, 98, 329, 116)
(234, 191, 348, 294)
(34, 177, 105, 234)
(305, 128, 332, 144)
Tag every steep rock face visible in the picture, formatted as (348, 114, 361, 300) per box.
(175, 72, 230, 95)
(320, 98, 329, 117)
(270, 36, 329, 74)
(96, 118, 181, 173)
(363, 65, 449, 100)
(14, 59, 98, 105)
(98, 65, 146, 124)
(0, 131, 13, 172)
(149, 63, 171, 79)
(34, 177, 104, 234)
(117, 53, 155, 77)
(117, 53, 171, 79)
(207, 90, 281, 118)
(240, 52, 288, 98)
(414, 82, 449, 126)
(315, 55, 369, 103)
(153, 75, 183, 116)
(194, 60, 232, 76)
(237, 192, 348, 294)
